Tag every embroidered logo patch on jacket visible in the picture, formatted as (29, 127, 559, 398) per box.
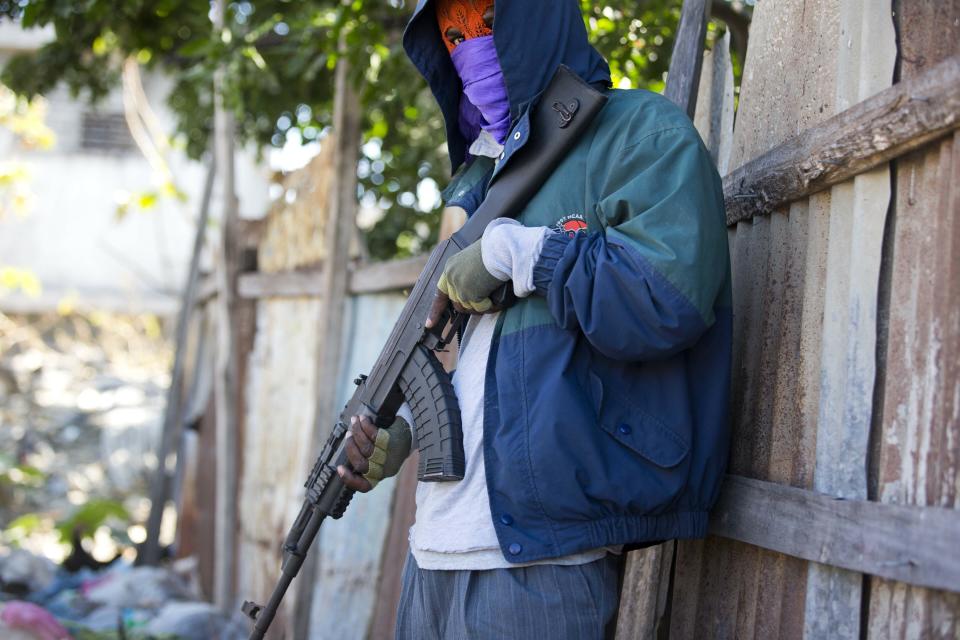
(554, 213, 588, 237)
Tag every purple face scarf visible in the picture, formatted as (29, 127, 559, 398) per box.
(450, 35, 511, 145)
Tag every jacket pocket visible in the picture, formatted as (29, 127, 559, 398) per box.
(588, 370, 690, 468)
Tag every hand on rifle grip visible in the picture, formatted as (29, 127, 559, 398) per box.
(425, 289, 452, 329)
(338, 414, 412, 493)
(425, 284, 512, 332)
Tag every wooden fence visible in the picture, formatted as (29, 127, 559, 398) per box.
(169, 1, 959, 638)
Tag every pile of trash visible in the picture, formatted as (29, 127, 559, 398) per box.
(0, 548, 246, 639)
(0, 313, 244, 638)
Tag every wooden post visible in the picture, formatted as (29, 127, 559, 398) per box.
(212, 0, 240, 613)
(292, 45, 362, 638)
(664, 0, 712, 119)
(142, 160, 216, 566)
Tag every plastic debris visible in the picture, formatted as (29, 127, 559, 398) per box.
(0, 549, 57, 596)
(0, 600, 72, 640)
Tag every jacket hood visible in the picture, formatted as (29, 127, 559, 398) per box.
(403, 0, 611, 173)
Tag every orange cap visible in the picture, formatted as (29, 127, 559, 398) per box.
(435, 0, 494, 53)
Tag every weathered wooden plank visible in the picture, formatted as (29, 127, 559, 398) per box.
(618, 35, 733, 637)
(732, 3, 841, 635)
(238, 270, 325, 299)
(258, 141, 332, 275)
(669, 3, 894, 637)
(667, 538, 703, 639)
(736, 208, 791, 640)
(368, 449, 419, 640)
(709, 475, 960, 593)
(211, 0, 241, 609)
(668, 2, 807, 633)
(725, 211, 773, 640)
(235, 255, 429, 300)
(615, 542, 674, 639)
(349, 255, 428, 295)
(692, 31, 734, 175)
(664, 0, 711, 118)
(195, 371, 219, 600)
(175, 305, 218, 600)
(194, 274, 219, 306)
(144, 161, 215, 565)
(724, 55, 960, 226)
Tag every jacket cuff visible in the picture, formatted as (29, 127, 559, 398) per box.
(482, 219, 550, 297)
(532, 232, 572, 297)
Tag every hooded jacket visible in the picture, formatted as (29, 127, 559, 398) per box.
(403, 0, 732, 564)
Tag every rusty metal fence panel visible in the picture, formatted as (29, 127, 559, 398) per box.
(866, 3, 960, 638)
(640, 1, 960, 639)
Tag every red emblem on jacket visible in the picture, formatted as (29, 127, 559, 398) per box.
(554, 213, 588, 237)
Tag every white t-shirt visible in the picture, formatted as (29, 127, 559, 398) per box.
(408, 220, 612, 570)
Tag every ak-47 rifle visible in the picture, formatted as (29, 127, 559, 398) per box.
(241, 65, 607, 640)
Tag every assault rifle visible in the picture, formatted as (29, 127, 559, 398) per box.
(241, 65, 607, 640)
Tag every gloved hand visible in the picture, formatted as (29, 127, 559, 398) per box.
(338, 414, 413, 492)
(436, 238, 506, 314)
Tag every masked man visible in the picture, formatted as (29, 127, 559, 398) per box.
(339, 1, 732, 637)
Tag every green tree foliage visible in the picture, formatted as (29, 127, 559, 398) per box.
(1, 82, 53, 294)
(0, 1, 745, 259)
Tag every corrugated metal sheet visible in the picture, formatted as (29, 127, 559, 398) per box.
(803, 4, 895, 638)
(235, 143, 335, 637)
(235, 163, 456, 637)
(866, 3, 960, 637)
(236, 159, 409, 637)
(667, 1, 897, 638)
(307, 292, 408, 640)
(237, 298, 325, 637)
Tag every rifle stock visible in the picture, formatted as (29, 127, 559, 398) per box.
(242, 66, 607, 639)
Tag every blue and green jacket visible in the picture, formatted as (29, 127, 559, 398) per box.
(404, 0, 732, 564)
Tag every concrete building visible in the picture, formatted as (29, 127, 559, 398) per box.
(0, 22, 270, 314)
